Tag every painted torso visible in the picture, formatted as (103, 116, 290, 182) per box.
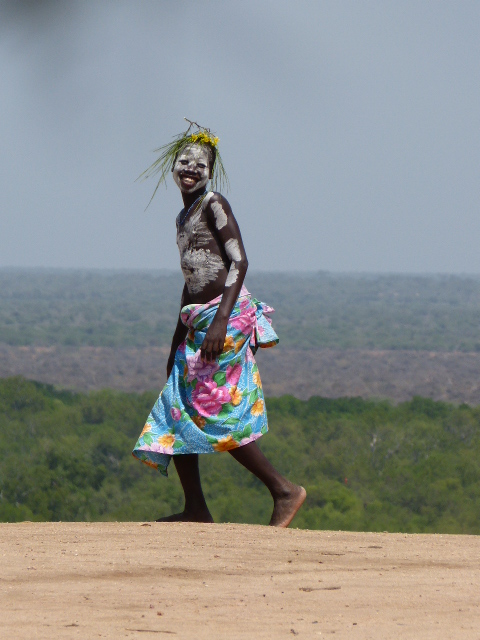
(176, 192, 230, 301)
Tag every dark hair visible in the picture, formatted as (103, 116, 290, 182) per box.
(204, 144, 217, 170)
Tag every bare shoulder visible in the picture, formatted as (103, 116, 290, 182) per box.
(206, 191, 230, 207)
(204, 191, 234, 230)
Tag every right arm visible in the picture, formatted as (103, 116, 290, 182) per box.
(166, 284, 190, 378)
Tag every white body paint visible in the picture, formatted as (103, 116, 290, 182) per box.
(225, 262, 239, 287)
(224, 238, 242, 287)
(211, 201, 228, 230)
(177, 208, 223, 294)
(202, 191, 214, 207)
(180, 248, 224, 294)
(224, 238, 242, 262)
(176, 189, 245, 293)
(173, 145, 210, 194)
(177, 210, 210, 254)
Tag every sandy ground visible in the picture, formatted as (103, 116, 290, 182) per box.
(1, 523, 479, 639)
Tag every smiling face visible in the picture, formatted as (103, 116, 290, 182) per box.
(172, 144, 211, 194)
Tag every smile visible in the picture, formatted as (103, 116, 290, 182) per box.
(181, 175, 197, 185)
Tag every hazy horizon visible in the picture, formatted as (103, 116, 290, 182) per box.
(1, 1, 479, 274)
(2, 265, 480, 278)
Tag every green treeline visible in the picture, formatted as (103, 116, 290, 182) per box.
(2, 269, 480, 350)
(1, 377, 479, 533)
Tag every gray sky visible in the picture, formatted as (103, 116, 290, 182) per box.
(1, 0, 479, 273)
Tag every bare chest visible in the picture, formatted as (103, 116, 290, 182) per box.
(176, 210, 213, 254)
(176, 210, 225, 294)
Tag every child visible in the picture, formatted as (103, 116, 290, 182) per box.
(132, 120, 306, 527)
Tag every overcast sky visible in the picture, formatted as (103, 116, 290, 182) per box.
(1, 1, 479, 273)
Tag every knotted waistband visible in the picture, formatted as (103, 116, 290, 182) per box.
(180, 286, 278, 351)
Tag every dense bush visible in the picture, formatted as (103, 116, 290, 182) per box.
(2, 269, 480, 350)
(1, 377, 480, 532)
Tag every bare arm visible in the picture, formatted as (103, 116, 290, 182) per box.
(166, 284, 191, 377)
(200, 194, 249, 361)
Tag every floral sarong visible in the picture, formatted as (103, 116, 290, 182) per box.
(132, 288, 279, 476)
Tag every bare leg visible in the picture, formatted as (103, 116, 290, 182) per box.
(229, 441, 306, 527)
(156, 454, 213, 523)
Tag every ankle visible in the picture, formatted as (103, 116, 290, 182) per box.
(270, 481, 299, 500)
(184, 499, 210, 515)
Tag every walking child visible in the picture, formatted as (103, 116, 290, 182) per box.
(132, 120, 306, 526)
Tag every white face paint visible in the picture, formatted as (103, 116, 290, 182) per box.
(211, 201, 228, 230)
(172, 144, 210, 194)
(224, 238, 242, 287)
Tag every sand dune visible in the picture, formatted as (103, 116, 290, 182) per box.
(1, 522, 479, 639)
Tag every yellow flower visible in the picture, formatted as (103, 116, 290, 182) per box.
(158, 433, 175, 448)
(187, 330, 195, 342)
(140, 423, 152, 436)
(253, 371, 262, 388)
(235, 337, 246, 354)
(230, 386, 242, 406)
(190, 131, 219, 147)
(223, 335, 235, 352)
(191, 415, 206, 430)
(251, 399, 264, 416)
(213, 435, 239, 452)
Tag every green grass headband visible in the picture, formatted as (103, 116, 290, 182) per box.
(139, 118, 229, 208)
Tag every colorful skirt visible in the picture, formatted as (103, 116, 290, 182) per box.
(132, 288, 279, 476)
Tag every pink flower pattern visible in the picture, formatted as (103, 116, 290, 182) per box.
(192, 379, 231, 417)
(186, 350, 220, 382)
(141, 442, 174, 456)
(177, 341, 186, 354)
(245, 345, 255, 363)
(170, 407, 181, 421)
(133, 291, 279, 475)
(226, 363, 242, 386)
(229, 306, 256, 335)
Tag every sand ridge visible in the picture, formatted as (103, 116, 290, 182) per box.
(1, 522, 479, 639)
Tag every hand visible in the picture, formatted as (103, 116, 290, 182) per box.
(200, 318, 228, 362)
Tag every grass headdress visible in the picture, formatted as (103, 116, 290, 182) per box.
(139, 118, 229, 207)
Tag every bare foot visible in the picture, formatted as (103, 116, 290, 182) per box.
(156, 510, 214, 523)
(269, 485, 307, 528)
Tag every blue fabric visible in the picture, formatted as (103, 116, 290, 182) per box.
(132, 291, 278, 476)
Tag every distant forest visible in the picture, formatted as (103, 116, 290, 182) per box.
(1, 376, 480, 533)
(2, 269, 480, 351)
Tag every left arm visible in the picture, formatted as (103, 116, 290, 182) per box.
(200, 194, 248, 361)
